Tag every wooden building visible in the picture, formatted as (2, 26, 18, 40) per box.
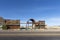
(0, 17, 20, 29)
(5, 20, 20, 29)
(35, 21, 45, 29)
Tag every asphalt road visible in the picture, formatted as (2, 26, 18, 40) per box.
(1, 29, 60, 40)
(0, 32, 60, 40)
(0, 36, 60, 40)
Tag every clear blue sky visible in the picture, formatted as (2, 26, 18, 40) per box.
(0, 0, 60, 26)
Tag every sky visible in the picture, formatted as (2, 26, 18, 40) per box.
(0, 0, 60, 26)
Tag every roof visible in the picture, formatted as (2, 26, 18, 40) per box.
(5, 19, 20, 25)
(6, 24, 20, 25)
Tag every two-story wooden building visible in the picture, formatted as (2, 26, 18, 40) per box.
(0, 17, 20, 29)
(5, 19, 20, 29)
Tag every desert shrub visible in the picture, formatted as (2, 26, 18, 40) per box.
(2, 25, 7, 30)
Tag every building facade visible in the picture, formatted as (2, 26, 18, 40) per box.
(5, 20, 20, 29)
(0, 17, 20, 29)
(35, 21, 45, 29)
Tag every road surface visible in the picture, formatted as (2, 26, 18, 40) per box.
(0, 31, 60, 36)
